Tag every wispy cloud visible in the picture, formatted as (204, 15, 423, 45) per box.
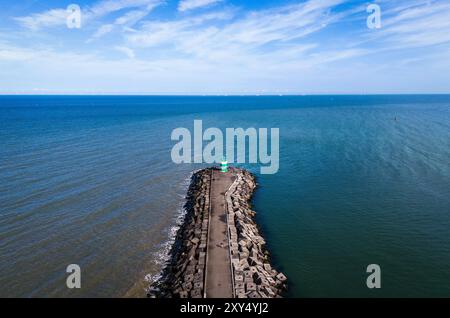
(129, 0, 346, 55)
(88, 1, 163, 41)
(93, 24, 115, 38)
(0, 44, 37, 61)
(178, 0, 223, 12)
(14, 0, 163, 31)
(89, 0, 162, 16)
(3, 0, 450, 94)
(14, 9, 68, 31)
(115, 46, 136, 58)
(377, 1, 450, 48)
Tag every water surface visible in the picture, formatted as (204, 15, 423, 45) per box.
(0, 95, 449, 297)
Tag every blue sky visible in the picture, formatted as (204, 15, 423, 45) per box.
(0, 0, 449, 94)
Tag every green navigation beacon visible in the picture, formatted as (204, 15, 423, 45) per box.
(220, 157, 228, 173)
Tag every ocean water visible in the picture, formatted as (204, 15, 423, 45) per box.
(0, 95, 449, 297)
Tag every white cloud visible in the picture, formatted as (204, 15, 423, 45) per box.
(115, 9, 150, 25)
(382, 2, 450, 47)
(88, 1, 163, 41)
(126, 11, 231, 47)
(89, 0, 162, 17)
(92, 24, 115, 38)
(357, 0, 450, 50)
(128, 0, 347, 61)
(120, 0, 368, 83)
(5, 0, 450, 94)
(178, 0, 223, 12)
(115, 46, 136, 58)
(14, 0, 163, 31)
(0, 46, 36, 61)
(14, 9, 68, 31)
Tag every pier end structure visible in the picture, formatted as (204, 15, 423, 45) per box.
(149, 167, 287, 298)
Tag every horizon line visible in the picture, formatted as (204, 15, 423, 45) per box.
(1, 93, 450, 97)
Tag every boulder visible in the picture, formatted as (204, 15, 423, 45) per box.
(276, 273, 287, 283)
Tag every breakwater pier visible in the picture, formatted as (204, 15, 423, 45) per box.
(149, 167, 287, 298)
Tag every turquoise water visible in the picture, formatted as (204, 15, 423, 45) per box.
(0, 95, 449, 297)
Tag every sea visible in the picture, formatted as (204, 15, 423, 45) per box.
(0, 95, 449, 297)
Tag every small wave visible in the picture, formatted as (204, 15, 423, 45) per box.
(143, 171, 198, 294)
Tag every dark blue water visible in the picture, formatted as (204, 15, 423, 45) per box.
(0, 95, 449, 297)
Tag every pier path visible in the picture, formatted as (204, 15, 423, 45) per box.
(204, 169, 236, 298)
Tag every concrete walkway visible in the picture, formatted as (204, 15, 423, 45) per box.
(204, 169, 235, 298)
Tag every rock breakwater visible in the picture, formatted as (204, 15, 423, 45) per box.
(148, 167, 287, 298)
